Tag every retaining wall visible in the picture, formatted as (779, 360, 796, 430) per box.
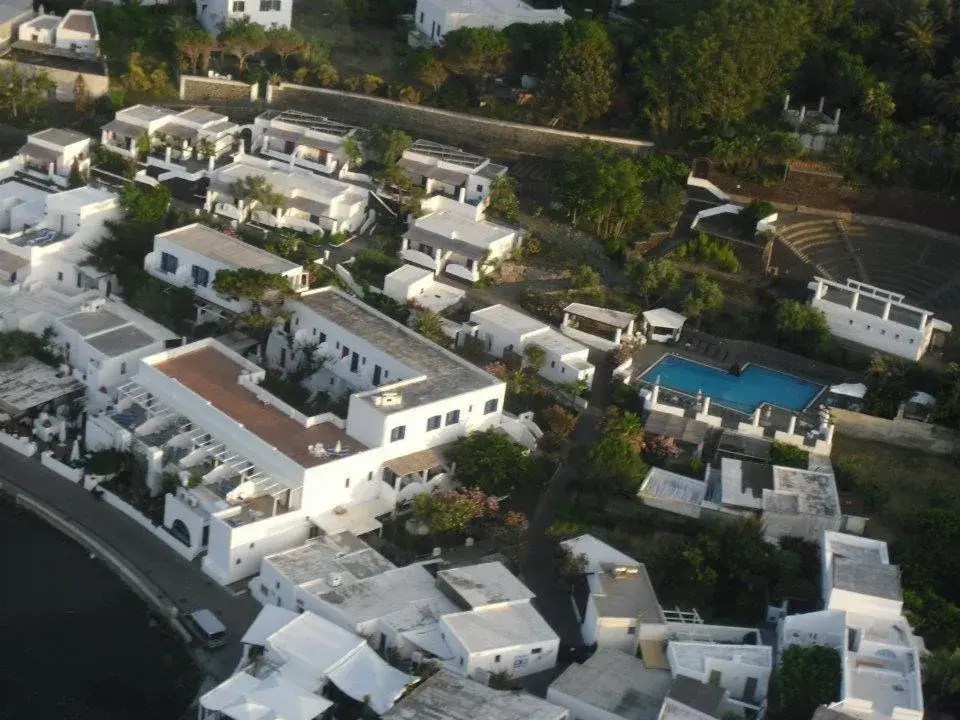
(267, 83, 653, 157)
(0, 430, 37, 457)
(180, 75, 257, 103)
(100, 488, 201, 561)
(40, 450, 83, 483)
(831, 407, 960, 454)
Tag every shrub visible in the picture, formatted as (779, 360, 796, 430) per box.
(676, 233, 741, 273)
(769, 441, 809, 469)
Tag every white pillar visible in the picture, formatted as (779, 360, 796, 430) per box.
(826, 424, 835, 444)
(834, 108, 842, 125)
(614, 328, 622, 344)
(651, 384, 661, 404)
(751, 408, 761, 426)
(203, 190, 213, 212)
(921, 312, 930, 330)
(562, 312, 570, 328)
(208, 155, 215, 172)
(818, 97, 825, 113)
(850, 291, 859, 310)
(882, 302, 891, 320)
(787, 415, 797, 435)
(783, 94, 790, 111)
(701, 397, 711, 415)
(165, 146, 172, 163)
(457, 186, 466, 203)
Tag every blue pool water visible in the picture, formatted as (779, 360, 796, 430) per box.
(640, 354, 822, 413)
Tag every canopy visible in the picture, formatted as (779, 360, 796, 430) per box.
(642, 307, 687, 330)
(909, 391, 936, 406)
(830, 382, 867, 399)
(241, 605, 298, 647)
(326, 645, 416, 715)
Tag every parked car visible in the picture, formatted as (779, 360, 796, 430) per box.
(183, 609, 227, 649)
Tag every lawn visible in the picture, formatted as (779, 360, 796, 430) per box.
(831, 434, 960, 543)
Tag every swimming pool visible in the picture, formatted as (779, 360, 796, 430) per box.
(640, 354, 823, 413)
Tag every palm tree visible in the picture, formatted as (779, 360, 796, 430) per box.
(936, 60, 960, 126)
(897, 12, 944, 70)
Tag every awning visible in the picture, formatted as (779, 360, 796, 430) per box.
(403, 627, 454, 660)
(830, 382, 867, 399)
(101, 119, 144, 138)
(18, 142, 60, 164)
(643, 307, 687, 330)
(312, 496, 394, 536)
(385, 444, 452, 477)
(325, 645, 416, 715)
(240, 605, 298, 647)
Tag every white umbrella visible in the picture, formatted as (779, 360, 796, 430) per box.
(909, 391, 936, 407)
(70, 439, 81, 463)
(830, 382, 867, 399)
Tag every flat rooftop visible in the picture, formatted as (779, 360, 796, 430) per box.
(826, 532, 888, 566)
(265, 532, 394, 588)
(407, 139, 487, 170)
(86, 324, 156, 357)
(471, 304, 544, 336)
(593, 563, 665, 623)
(411, 210, 515, 252)
(441, 602, 558, 653)
(213, 156, 367, 206)
(669, 642, 772, 675)
(316, 564, 448, 625)
(31, 128, 88, 146)
(550, 648, 673, 720)
(152, 344, 363, 468)
(157, 224, 299, 275)
(437, 561, 535, 608)
(60, 308, 127, 336)
(176, 107, 230, 126)
(564, 302, 635, 329)
(0, 358, 83, 416)
(385, 669, 568, 720)
(664, 677, 727, 720)
(118, 104, 172, 124)
(833, 557, 902, 600)
(770, 465, 840, 517)
(640, 467, 707, 506)
(260, 109, 359, 138)
(720, 458, 772, 510)
(299, 289, 500, 411)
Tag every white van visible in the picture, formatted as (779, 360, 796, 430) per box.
(183, 609, 227, 649)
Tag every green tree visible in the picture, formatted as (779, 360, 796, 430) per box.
(176, 25, 215, 74)
(68, 158, 85, 188)
(73, 74, 90, 115)
(628, 257, 682, 305)
(447, 429, 534, 497)
(415, 52, 449, 92)
(682, 274, 724, 327)
(538, 404, 578, 454)
(778, 645, 842, 720)
(769, 441, 809, 469)
(342, 137, 362, 167)
(897, 11, 944, 70)
(922, 647, 960, 714)
(218, 18, 268, 72)
(540, 20, 615, 128)
(440, 26, 510, 89)
(416, 309, 448, 347)
(266, 26, 304, 69)
(413, 488, 499, 534)
(931, 364, 960, 429)
(212, 267, 295, 306)
(230, 175, 286, 218)
(863, 354, 914, 418)
(772, 299, 830, 353)
(0, 64, 55, 119)
(578, 409, 647, 507)
(370, 126, 412, 167)
(487, 175, 519, 222)
(523, 343, 546, 370)
(570, 264, 601, 291)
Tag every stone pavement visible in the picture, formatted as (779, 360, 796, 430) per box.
(0, 445, 260, 681)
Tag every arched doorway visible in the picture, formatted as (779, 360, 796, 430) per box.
(170, 519, 191, 547)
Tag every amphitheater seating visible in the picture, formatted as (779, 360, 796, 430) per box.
(777, 218, 960, 316)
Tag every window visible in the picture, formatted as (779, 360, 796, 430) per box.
(319, 332, 326, 343)
(249, 542, 255, 549)
(295, 599, 304, 613)
(880, 329, 886, 335)
(259, 0, 280, 9)
(848, 319, 854, 324)
(345, 477, 350, 488)
(235, 558, 242, 565)
(390, 426, 406, 442)
(445, 409, 460, 426)
(367, 471, 373, 481)
(160, 252, 178, 274)
(895, 333, 900, 339)
(312, 328, 317, 336)
(531, 648, 542, 654)
(231, 0, 245, 11)
(550, 360, 555, 368)
(120, 361, 127, 375)
(419, 11, 424, 22)
(495, 654, 501, 662)
(260, 583, 268, 596)
(476, 184, 483, 192)
(627, 626, 636, 634)
(191, 265, 209, 287)
(561, 367, 565, 374)
(484, 398, 498, 414)
(275, 581, 280, 589)
(57, 271, 63, 281)
(426, 415, 441, 431)
(866, 325, 872, 330)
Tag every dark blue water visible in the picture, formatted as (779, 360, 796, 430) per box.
(641, 354, 823, 412)
(0, 496, 200, 720)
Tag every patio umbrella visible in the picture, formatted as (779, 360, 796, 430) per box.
(830, 382, 867, 399)
(70, 439, 81, 463)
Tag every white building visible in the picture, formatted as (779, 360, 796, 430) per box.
(206, 153, 369, 235)
(382, 264, 465, 314)
(102, 105, 238, 164)
(778, 532, 923, 720)
(50, 297, 177, 399)
(384, 669, 569, 720)
(96, 287, 507, 584)
(561, 534, 666, 654)
(561, 303, 637, 352)
(467, 304, 595, 387)
(0, 0, 33, 46)
(411, 0, 568, 47)
(641, 308, 687, 344)
(144, 223, 308, 317)
(547, 648, 674, 720)
(253, 110, 362, 177)
(17, 128, 91, 188)
(197, 0, 292, 34)
(667, 642, 772, 708)
(18, 9, 99, 56)
(401, 195, 519, 284)
(199, 607, 414, 719)
(399, 140, 506, 205)
(0, 182, 120, 303)
(809, 277, 952, 361)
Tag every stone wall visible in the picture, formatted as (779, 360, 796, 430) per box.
(0, 58, 108, 100)
(180, 75, 257, 103)
(267, 83, 653, 157)
(831, 407, 960, 454)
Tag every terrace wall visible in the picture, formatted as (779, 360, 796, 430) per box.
(179, 75, 257, 103)
(831, 407, 960, 455)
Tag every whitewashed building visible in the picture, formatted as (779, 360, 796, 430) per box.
(18, 9, 99, 56)
(17, 129, 91, 188)
(206, 153, 369, 235)
(562, 303, 637, 352)
(411, 0, 568, 47)
(196, 0, 292, 34)
(144, 223, 308, 317)
(778, 532, 924, 720)
(253, 110, 362, 177)
(809, 277, 952, 361)
(399, 140, 506, 204)
(467, 304, 595, 387)
(382, 264, 465, 314)
(102, 105, 238, 164)
(401, 195, 519, 284)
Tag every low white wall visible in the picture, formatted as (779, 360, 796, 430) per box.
(612, 357, 633, 381)
(691, 203, 743, 229)
(687, 174, 729, 201)
(0, 430, 38, 457)
(100, 488, 202, 561)
(40, 450, 84, 483)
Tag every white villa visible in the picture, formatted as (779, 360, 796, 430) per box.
(466, 304, 595, 388)
(411, 0, 568, 47)
(401, 194, 519, 284)
(16, 128, 91, 188)
(200, 607, 414, 719)
(206, 153, 369, 236)
(561, 303, 638, 352)
(144, 223, 309, 318)
(196, 0, 292, 33)
(253, 109, 363, 177)
(809, 277, 952, 361)
(18, 8, 99, 56)
(101, 105, 238, 165)
(86, 287, 508, 584)
(382, 264, 465, 314)
(778, 531, 924, 720)
(399, 140, 506, 205)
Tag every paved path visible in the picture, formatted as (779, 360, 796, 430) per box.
(0, 445, 260, 681)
